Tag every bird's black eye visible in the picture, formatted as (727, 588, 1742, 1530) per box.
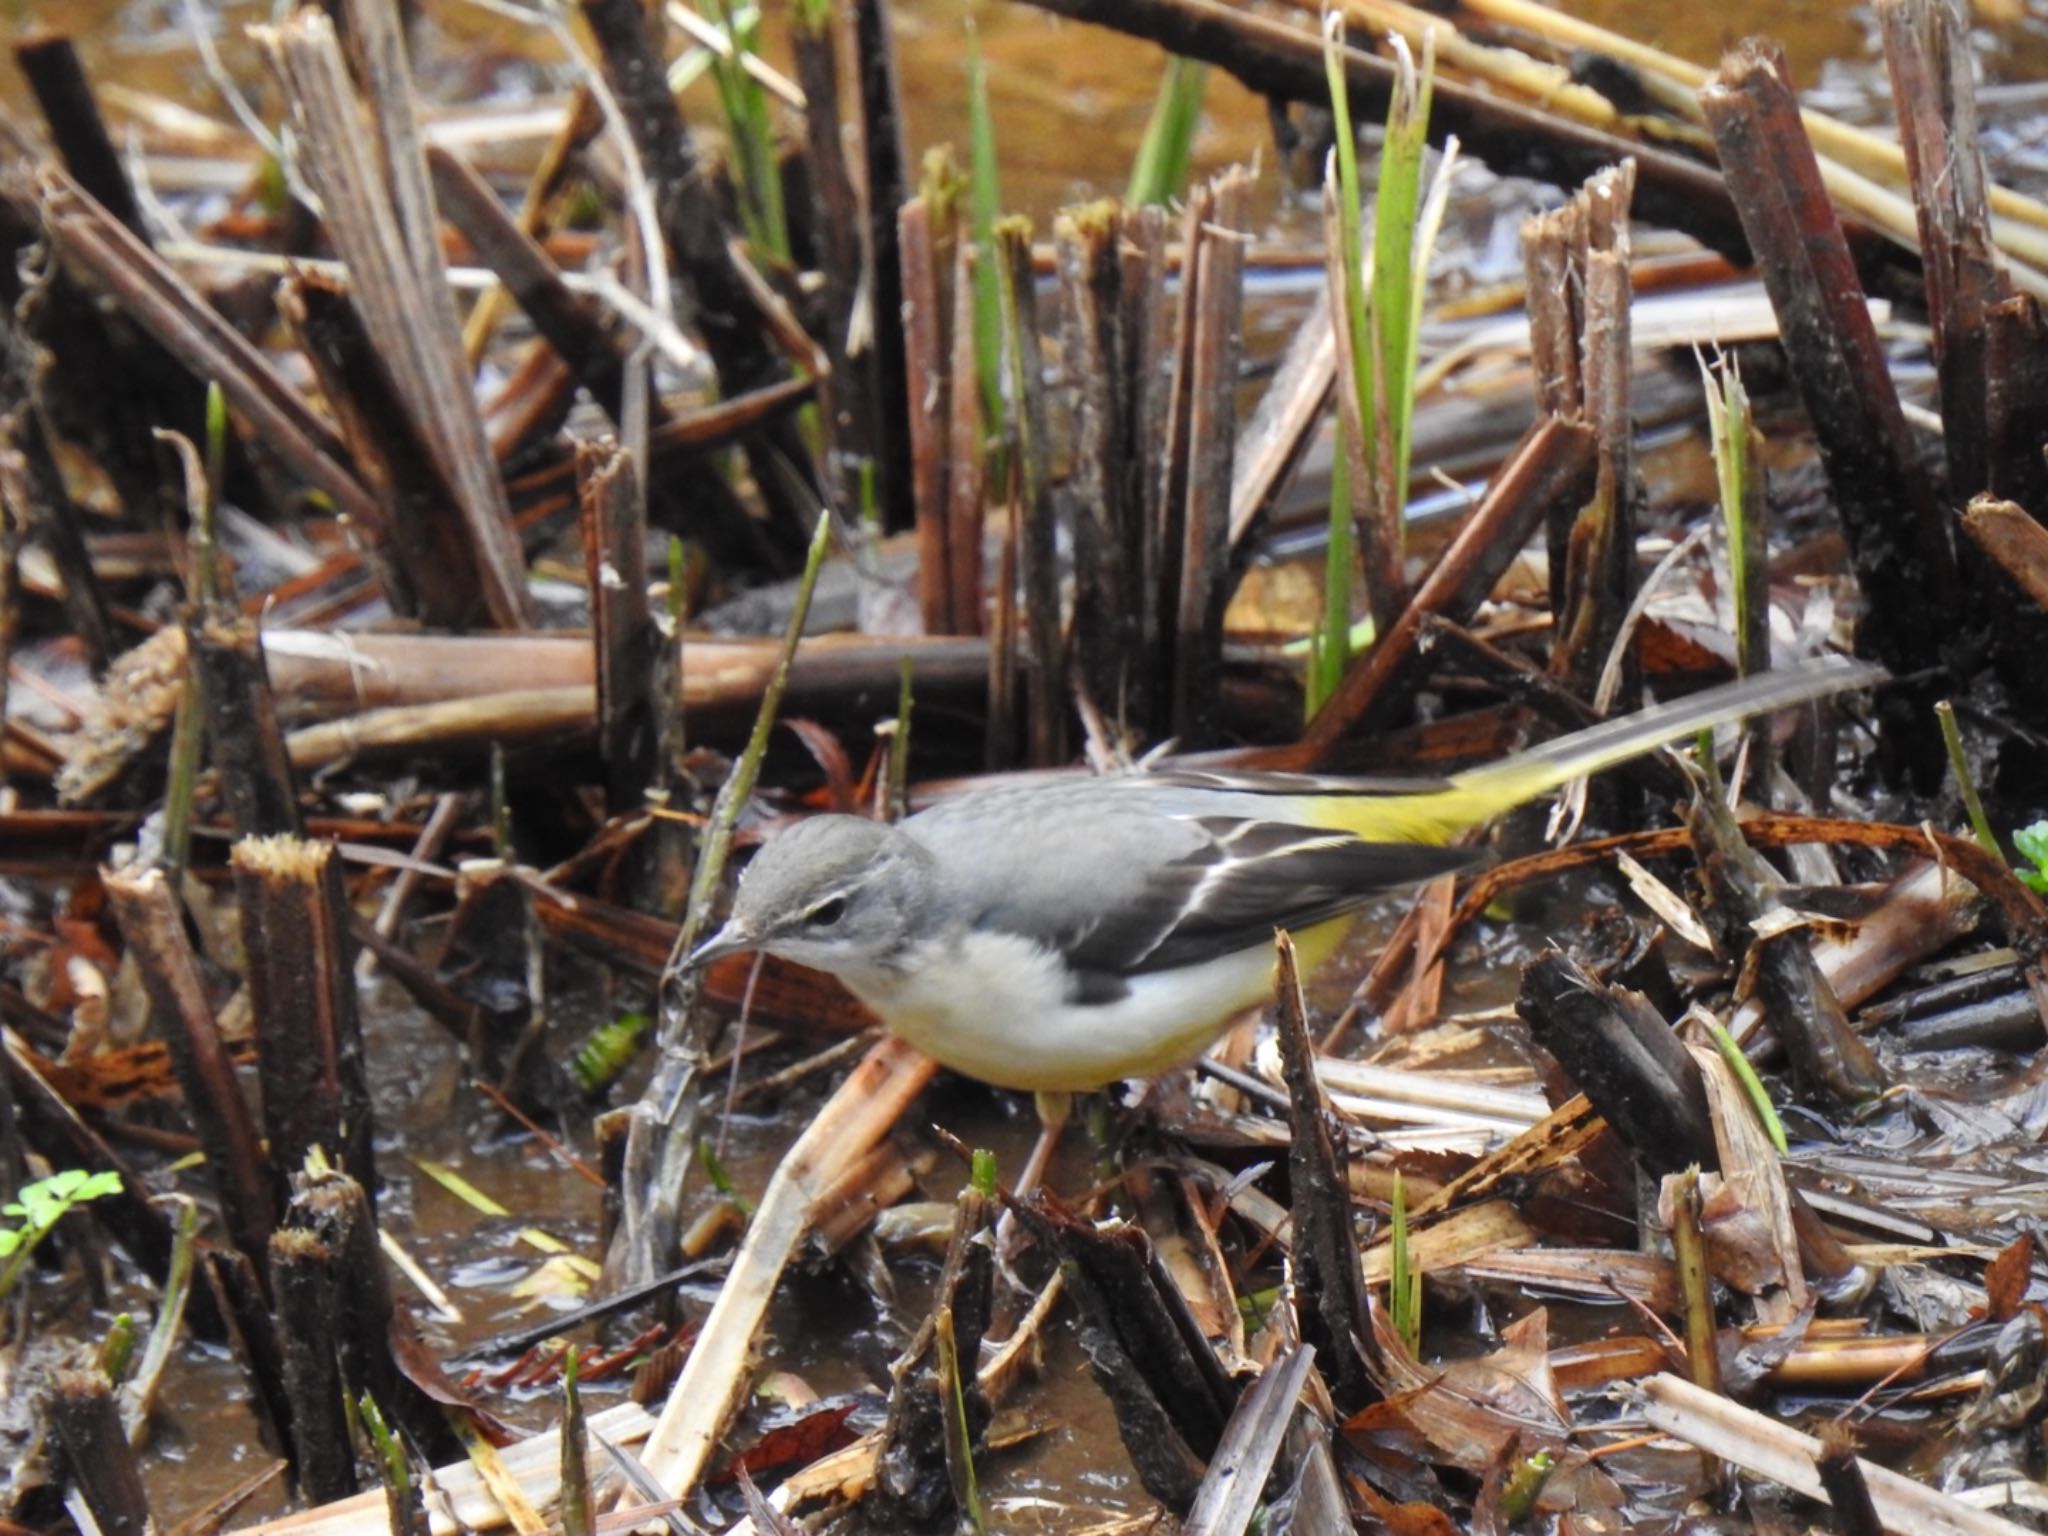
(807, 896, 848, 928)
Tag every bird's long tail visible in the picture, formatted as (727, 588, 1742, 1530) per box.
(1325, 655, 1884, 844)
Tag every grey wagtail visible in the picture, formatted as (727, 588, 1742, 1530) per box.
(687, 658, 1879, 1099)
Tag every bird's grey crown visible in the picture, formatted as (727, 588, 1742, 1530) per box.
(723, 814, 938, 972)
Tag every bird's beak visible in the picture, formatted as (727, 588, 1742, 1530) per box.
(684, 921, 755, 972)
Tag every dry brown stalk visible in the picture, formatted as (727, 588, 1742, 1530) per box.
(851, 0, 915, 530)
(14, 33, 144, 241)
(103, 865, 277, 1274)
(191, 614, 302, 838)
(33, 169, 378, 527)
(996, 220, 1064, 765)
(1171, 169, 1250, 748)
(943, 237, 984, 637)
(48, 1369, 153, 1536)
(577, 440, 653, 813)
(258, 7, 535, 629)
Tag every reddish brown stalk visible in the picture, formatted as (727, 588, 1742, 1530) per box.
(1299, 414, 1598, 761)
(944, 238, 985, 636)
(899, 195, 954, 634)
(1961, 494, 2048, 612)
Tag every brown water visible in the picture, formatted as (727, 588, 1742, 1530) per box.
(5, 0, 2048, 1529)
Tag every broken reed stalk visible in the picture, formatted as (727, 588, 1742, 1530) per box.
(270, 1227, 359, 1503)
(30, 170, 379, 528)
(1699, 44, 1955, 693)
(257, 6, 535, 630)
(192, 614, 303, 838)
(850, 0, 916, 530)
(576, 440, 654, 814)
(102, 867, 277, 1275)
(1300, 414, 1597, 761)
(1119, 204, 1169, 703)
(995, 217, 1065, 765)
(278, 272, 475, 623)
(14, 33, 145, 241)
(612, 514, 832, 1291)
(575, 0, 815, 558)
(1961, 495, 2048, 613)
(426, 145, 634, 428)
(789, 3, 880, 517)
(1878, 0, 2004, 502)
(233, 834, 377, 1201)
(50, 1367, 153, 1536)
(285, 1169, 453, 1463)
(1171, 171, 1249, 747)
(1519, 163, 1639, 704)
(1272, 931, 1371, 1408)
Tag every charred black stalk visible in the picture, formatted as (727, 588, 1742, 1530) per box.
(103, 867, 277, 1276)
(233, 834, 376, 1199)
(279, 272, 460, 621)
(1983, 298, 2048, 522)
(1701, 42, 1957, 756)
(270, 1227, 359, 1502)
(1273, 932, 1372, 1408)
(49, 1368, 153, 1536)
(1516, 950, 1716, 1178)
(575, 0, 815, 561)
(577, 439, 654, 814)
(0, 403, 118, 670)
(193, 615, 303, 838)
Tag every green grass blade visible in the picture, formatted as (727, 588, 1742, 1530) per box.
(1322, 14, 1376, 493)
(966, 29, 1006, 440)
(1126, 55, 1208, 207)
(1369, 32, 1434, 540)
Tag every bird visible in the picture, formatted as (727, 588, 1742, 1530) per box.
(686, 657, 1879, 1164)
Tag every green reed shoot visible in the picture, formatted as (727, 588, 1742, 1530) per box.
(1126, 56, 1208, 207)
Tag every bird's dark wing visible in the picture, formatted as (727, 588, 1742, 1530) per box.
(1062, 818, 1481, 978)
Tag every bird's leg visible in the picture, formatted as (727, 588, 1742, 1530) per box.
(1014, 1089, 1073, 1199)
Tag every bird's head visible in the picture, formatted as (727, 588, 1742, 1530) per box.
(685, 814, 937, 979)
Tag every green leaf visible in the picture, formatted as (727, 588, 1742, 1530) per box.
(2014, 819, 2048, 872)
